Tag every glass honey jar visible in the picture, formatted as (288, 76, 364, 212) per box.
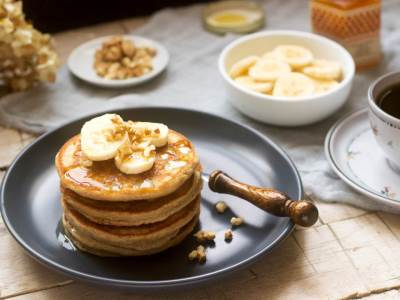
(311, 0, 382, 69)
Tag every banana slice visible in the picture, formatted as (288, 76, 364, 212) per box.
(115, 142, 156, 175)
(229, 56, 259, 78)
(81, 114, 128, 161)
(273, 72, 315, 98)
(302, 59, 342, 80)
(129, 122, 169, 147)
(115, 150, 156, 175)
(261, 51, 280, 61)
(313, 78, 339, 94)
(274, 45, 314, 69)
(235, 76, 273, 93)
(248, 59, 291, 82)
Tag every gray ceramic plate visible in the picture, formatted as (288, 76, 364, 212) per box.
(0, 107, 302, 290)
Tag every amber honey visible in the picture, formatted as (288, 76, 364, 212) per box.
(311, 0, 381, 69)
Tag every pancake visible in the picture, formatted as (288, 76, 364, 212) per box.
(63, 213, 199, 257)
(62, 170, 203, 226)
(55, 131, 199, 201)
(62, 195, 200, 250)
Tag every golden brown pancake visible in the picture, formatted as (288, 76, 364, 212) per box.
(62, 170, 203, 226)
(62, 195, 200, 250)
(63, 213, 199, 257)
(55, 130, 199, 201)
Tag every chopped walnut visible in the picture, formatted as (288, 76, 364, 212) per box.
(80, 155, 93, 168)
(188, 245, 206, 263)
(215, 201, 228, 214)
(94, 36, 156, 80)
(224, 229, 233, 241)
(188, 250, 198, 261)
(197, 245, 206, 263)
(230, 217, 244, 227)
(193, 230, 216, 243)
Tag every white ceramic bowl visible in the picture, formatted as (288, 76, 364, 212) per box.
(68, 35, 169, 88)
(219, 30, 355, 126)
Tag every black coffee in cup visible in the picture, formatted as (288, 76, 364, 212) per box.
(378, 84, 400, 119)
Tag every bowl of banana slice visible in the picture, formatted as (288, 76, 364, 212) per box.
(219, 30, 355, 126)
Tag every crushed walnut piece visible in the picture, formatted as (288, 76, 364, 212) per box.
(193, 230, 216, 243)
(188, 245, 206, 263)
(80, 154, 93, 168)
(94, 36, 156, 80)
(224, 229, 233, 241)
(230, 217, 244, 227)
(215, 201, 228, 214)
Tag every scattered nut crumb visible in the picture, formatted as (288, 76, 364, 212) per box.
(230, 217, 244, 227)
(215, 201, 228, 214)
(80, 156, 93, 168)
(188, 245, 207, 263)
(224, 229, 233, 241)
(193, 230, 216, 243)
(188, 250, 198, 261)
(196, 245, 206, 263)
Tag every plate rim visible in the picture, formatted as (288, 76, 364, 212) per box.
(67, 34, 170, 88)
(324, 108, 400, 207)
(1, 106, 302, 289)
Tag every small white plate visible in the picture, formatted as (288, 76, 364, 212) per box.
(67, 35, 169, 88)
(325, 109, 400, 209)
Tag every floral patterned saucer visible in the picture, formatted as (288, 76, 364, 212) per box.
(325, 109, 400, 208)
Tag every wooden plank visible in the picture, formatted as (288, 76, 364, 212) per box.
(330, 214, 400, 292)
(20, 132, 37, 147)
(0, 230, 72, 299)
(0, 127, 23, 168)
(317, 201, 366, 224)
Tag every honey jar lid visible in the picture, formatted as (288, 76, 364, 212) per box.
(202, 1, 265, 34)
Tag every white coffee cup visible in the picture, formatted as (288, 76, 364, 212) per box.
(368, 71, 400, 168)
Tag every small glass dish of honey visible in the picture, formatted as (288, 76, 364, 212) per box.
(202, 1, 265, 34)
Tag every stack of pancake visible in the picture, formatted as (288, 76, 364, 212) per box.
(55, 129, 201, 257)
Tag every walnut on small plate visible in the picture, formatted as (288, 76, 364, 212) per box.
(94, 36, 156, 80)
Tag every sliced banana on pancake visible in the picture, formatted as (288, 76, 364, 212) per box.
(248, 58, 291, 82)
(273, 45, 314, 69)
(302, 59, 342, 81)
(129, 122, 169, 148)
(115, 141, 156, 175)
(229, 55, 259, 78)
(81, 114, 128, 161)
(273, 72, 315, 97)
(235, 76, 273, 93)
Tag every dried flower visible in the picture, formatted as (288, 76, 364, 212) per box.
(0, 0, 59, 91)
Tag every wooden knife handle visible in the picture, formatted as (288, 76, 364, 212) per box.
(208, 170, 318, 227)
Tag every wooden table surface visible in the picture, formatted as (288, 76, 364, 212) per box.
(1, 17, 400, 300)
